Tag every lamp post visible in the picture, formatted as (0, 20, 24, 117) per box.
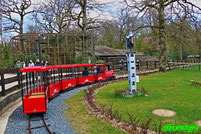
(38, 34, 42, 64)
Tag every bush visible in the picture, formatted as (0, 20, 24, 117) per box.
(0, 43, 13, 68)
(42, 54, 50, 61)
(74, 56, 98, 64)
(138, 87, 148, 95)
(114, 89, 125, 96)
(91, 56, 97, 63)
(74, 56, 83, 64)
(14, 54, 50, 66)
(96, 60, 105, 64)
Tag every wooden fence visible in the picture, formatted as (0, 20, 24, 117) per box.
(0, 68, 21, 97)
(111, 61, 160, 72)
(111, 60, 201, 75)
(0, 61, 199, 97)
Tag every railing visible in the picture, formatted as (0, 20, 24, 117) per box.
(111, 61, 201, 76)
(0, 68, 21, 97)
(0, 61, 200, 97)
(112, 61, 160, 71)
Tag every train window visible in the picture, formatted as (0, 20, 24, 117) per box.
(47, 69, 61, 85)
(96, 66, 104, 75)
(22, 70, 46, 99)
(106, 65, 110, 71)
(76, 66, 94, 77)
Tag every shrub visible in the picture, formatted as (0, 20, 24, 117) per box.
(14, 54, 50, 66)
(96, 60, 105, 64)
(114, 89, 124, 96)
(0, 43, 13, 68)
(91, 56, 97, 63)
(74, 56, 88, 64)
(138, 87, 148, 95)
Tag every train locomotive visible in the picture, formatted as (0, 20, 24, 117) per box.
(20, 64, 115, 114)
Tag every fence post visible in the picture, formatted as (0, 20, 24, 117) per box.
(0, 70, 6, 96)
(155, 61, 157, 69)
(137, 61, 140, 70)
(146, 61, 148, 69)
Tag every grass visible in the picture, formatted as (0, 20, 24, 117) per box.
(96, 67, 201, 132)
(64, 90, 127, 134)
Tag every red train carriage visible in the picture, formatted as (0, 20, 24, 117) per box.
(105, 65, 116, 80)
(57, 65, 77, 90)
(21, 67, 48, 114)
(21, 63, 116, 114)
(75, 64, 95, 85)
(94, 64, 106, 81)
(45, 66, 62, 98)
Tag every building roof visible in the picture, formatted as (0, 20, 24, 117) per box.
(187, 55, 200, 58)
(95, 45, 144, 56)
(94, 45, 158, 61)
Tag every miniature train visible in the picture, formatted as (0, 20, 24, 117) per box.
(20, 64, 115, 114)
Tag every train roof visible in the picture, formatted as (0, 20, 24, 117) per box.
(20, 66, 46, 72)
(95, 64, 105, 66)
(75, 64, 94, 67)
(56, 64, 76, 69)
(20, 63, 104, 72)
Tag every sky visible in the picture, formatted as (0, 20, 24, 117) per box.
(1, 0, 201, 39)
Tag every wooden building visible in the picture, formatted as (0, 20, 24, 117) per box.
(187, 55, 200, 63)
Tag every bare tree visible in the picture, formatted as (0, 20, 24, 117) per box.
(125, 0, 201, 72)
(170, 8, 189, 61)
(115, 7, 136, 49)
(35, 0, 74, 33)
(194, 21, 201, 63)
(0, 0, 34, 34)
(70, 0, 108, 33)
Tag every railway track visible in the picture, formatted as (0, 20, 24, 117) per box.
(25, 72, 154, 134)
(27, 114, 54, 134)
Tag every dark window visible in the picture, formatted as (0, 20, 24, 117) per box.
(132, 81, 135, 85)
(131, 61, 134, 63)
(131, 67, 135, 69)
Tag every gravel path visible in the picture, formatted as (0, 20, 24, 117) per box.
(5, 86, 89, 134)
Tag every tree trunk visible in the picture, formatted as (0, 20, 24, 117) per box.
(179, 28, 183, 61)
(158, 3, 166, 72)
(82, 0, 87, 61)
(20, 15, 24, 51)
(20, 15, 23, 34)
(82, 0, 87, 33)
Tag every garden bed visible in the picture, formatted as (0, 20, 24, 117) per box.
(96, 69, 201, 133)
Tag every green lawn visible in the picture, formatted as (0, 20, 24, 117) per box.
(65, 91, 127, 134)
(96, 68, 201, 132)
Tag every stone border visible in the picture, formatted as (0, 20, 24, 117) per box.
(0, 89, 22, 134)
(0, 89, 21, 115)
(0, 98, 22, 134)
(195, 120, 201, 127)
